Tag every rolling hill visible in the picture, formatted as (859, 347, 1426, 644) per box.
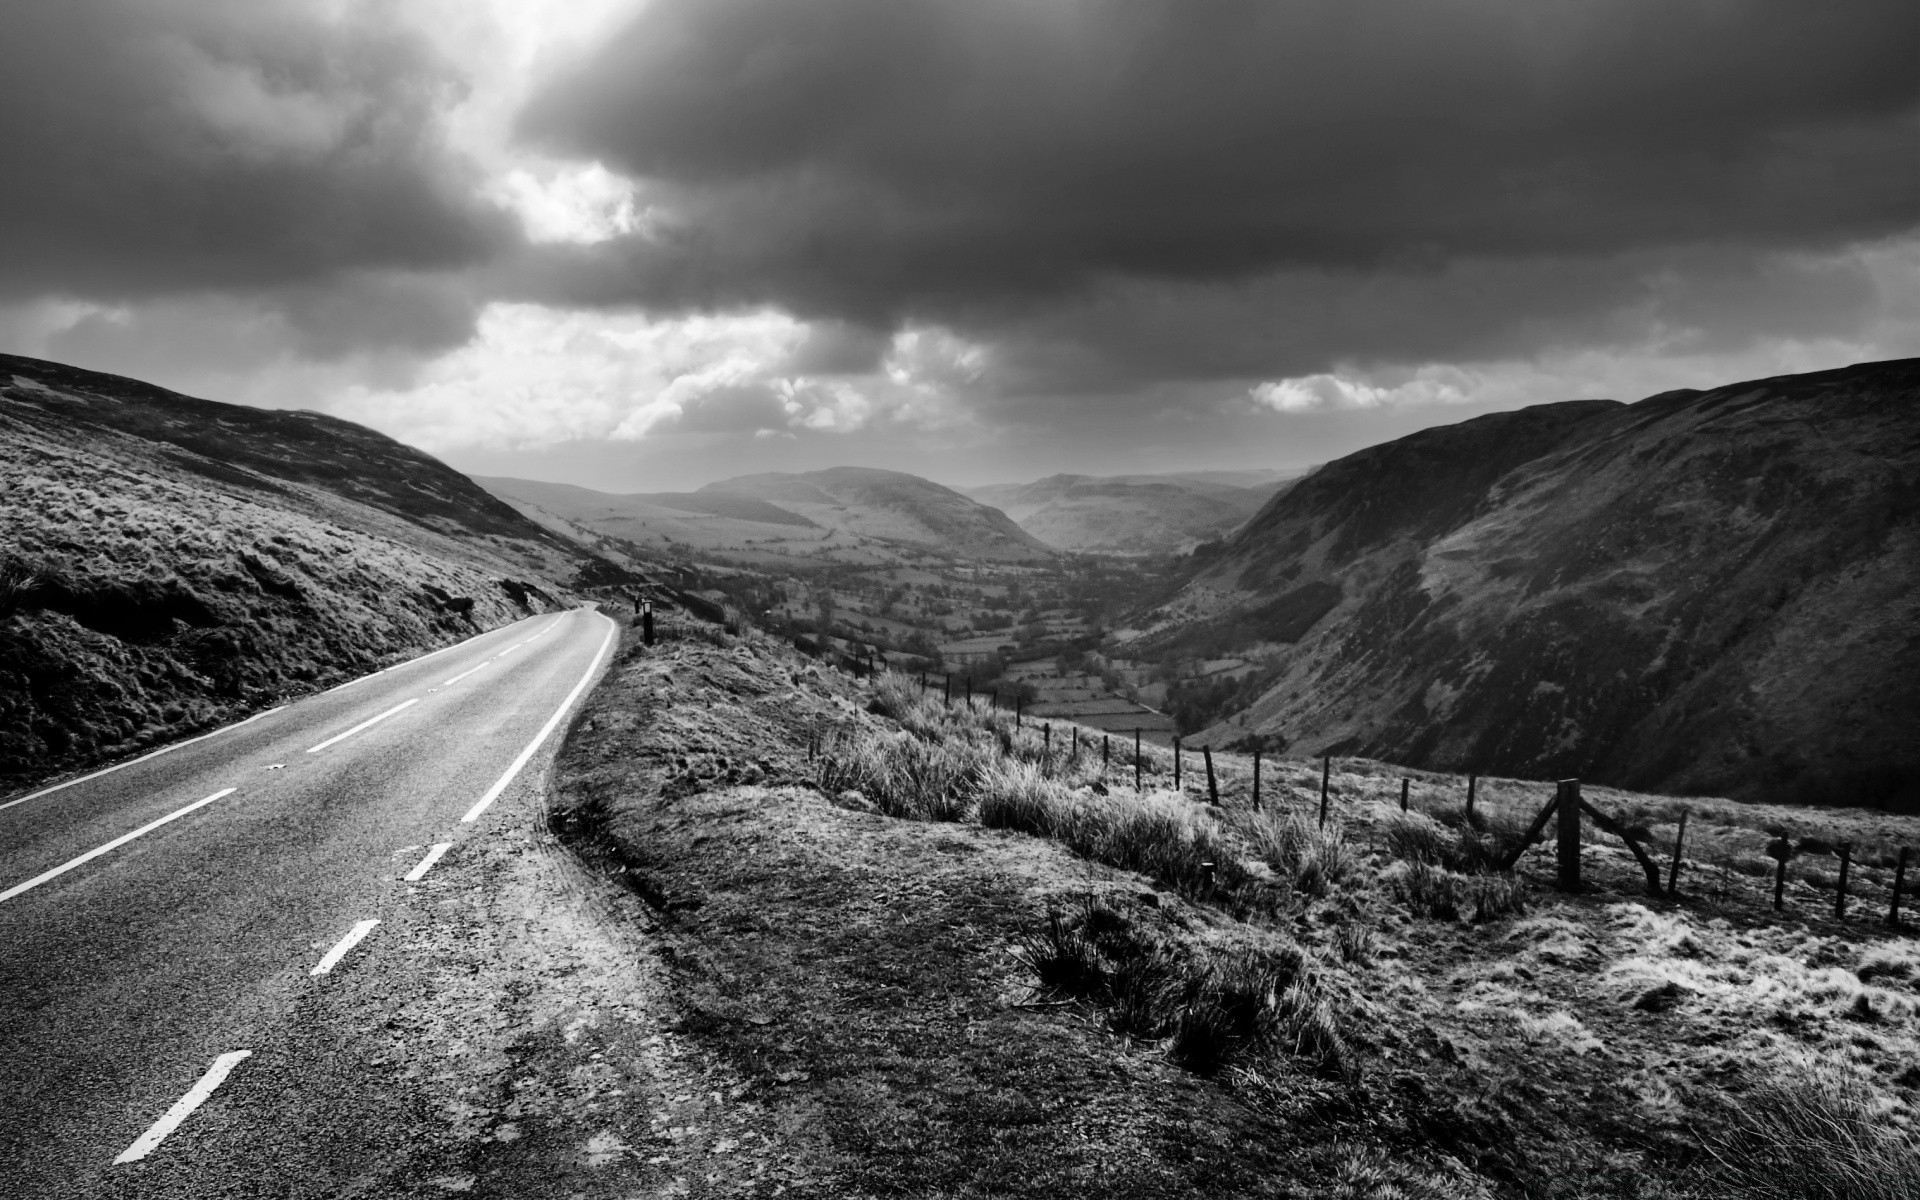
(1137, 359, 1920, 809)
(0, 353, 606, 789)
(965, 471, 1303, 554)
(702, 467, 1054, 562)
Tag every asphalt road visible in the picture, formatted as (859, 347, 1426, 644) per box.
(0, 605, 620, 1197)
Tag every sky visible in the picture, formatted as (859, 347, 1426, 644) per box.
(3, 0, 1917, 492)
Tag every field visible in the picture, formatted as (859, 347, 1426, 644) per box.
(550, 625, 1920, 1197)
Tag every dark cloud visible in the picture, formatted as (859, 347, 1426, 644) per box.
(518, 0, 1920, 371)
(0, 0, 514, 305)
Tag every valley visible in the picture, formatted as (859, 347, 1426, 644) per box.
(5, 352, 1918, 1198)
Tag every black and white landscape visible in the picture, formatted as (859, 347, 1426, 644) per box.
(3, 2, 1919, 1197)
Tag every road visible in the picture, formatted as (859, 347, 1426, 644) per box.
(0, 605, 624, 1197)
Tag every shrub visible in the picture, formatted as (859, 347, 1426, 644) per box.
(1705, 1067, 1920, 1200)
(1276, 982, 1348, 1078)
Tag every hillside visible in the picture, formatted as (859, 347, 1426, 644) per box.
(966, 472, 1298, 554)
(549, 627, 1920, 1197)
(0, 354, 601, 789)
(705, 466, 1054, 562)
(1137, 359, 1920, 809)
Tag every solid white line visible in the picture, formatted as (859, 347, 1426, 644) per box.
(0, 710, 281, 815)
(114, 1050, 252, 1164)
(304, 698, 419, 754)
(461, 614, 617, 824)
(310, 919, 380, 976)
(403, 843, 451, 882)
(0, 788, 237, 905)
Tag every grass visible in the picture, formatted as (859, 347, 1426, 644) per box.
(1, 381, 576, 792)
(552, 635, 1920, 1198)
(1705, 1067, 1920, 1200)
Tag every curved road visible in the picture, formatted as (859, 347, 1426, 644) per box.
(0, 606, 620, 1197)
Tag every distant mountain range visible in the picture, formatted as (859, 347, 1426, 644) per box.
(965, 470, 1306, 554)
(481, 467, 1053, 564)
(1140, 359, 1920, 808)
(0, 354, 601, 787)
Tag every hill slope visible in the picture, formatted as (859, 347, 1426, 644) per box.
(0, 355, 600, 789)
(966, 472, 1298, 554)
(1140, 359, 1920, 807)
(705, 466, 1054, 562)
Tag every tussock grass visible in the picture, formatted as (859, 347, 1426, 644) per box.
(1388, 860, 1529, 923)
(1016, 899, 1343, 1076)
(1706, 1067, 1920, 1200)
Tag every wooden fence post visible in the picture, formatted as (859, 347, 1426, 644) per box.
(1103, 734, 1110, 769)
(1203, 746, 1219, 806)
(1668, 809, 1689, 897)
(1772, 844, 1790, 912)
(1173, 737, 1182, 790)
(966, 676, 973, 711)
(1134, 728, 1142, 792)
(1044, 723, 1052, 755)
(1400, 778, 1410, 813)
(1556, 779, 1581, 892)
(1890, 848, 1909, 927)
(1016, 695, 1023, 727)
(1467, 772, 1477, 824)
(1318, 756, 1331, 828)
(943, 675, 951, 705)
(1836, 844, 1852, 920)
(1252, 750, 1262, 811)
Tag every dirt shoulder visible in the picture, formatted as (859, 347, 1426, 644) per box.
(549, 624, 1920, 1198)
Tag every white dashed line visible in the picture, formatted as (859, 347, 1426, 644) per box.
(0, 788, 238, 905)
(310, 919, 380, 976)
(304, 698, 418, 754)
(114, 1050, 252, 1164)
(0, 711, 280, 815)
(461, 614, 617, 824)
(438, 661, 490, 688)
(403, 843, 451, 882)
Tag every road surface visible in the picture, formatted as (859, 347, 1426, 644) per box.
(0, 606, 625, 1197)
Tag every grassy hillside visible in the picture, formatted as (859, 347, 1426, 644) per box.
(968, 473, 1286, 554)
(1136, 360, 1920, 809)
(0, 356, 604, 791)
(551, 630, 1920, 1197)
(706, 466, 1054, 562)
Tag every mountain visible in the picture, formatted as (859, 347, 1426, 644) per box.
(703, 467, 1053, 562)
(965, 471, 1304, 554)
(476, 475, 826, 562)
(1139, 359, 1920, 809)
(0, 354, 602, 788)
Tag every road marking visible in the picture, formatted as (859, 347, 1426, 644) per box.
(462, 614, 617, 824)
(305, 698, 419, 754)
(321, 616, 550, 695)
(114, 1050, 252, 1165)
(403, 843, 451, 882)
(311, 919, 380, 975)
(0, 789, 238, 905)
(439, 660, 491, 687)
(0, 710, 281, 815)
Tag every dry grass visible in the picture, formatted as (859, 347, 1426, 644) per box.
(1, 388, 573, 791)
(553, 640, 1920, 1198)
(1705, 1066, 1920, 1200)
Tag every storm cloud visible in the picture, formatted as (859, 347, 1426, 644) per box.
(0, 0, 511, 315)
(3, 0, 1918, 486)
(518, 0, 1920, 357)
